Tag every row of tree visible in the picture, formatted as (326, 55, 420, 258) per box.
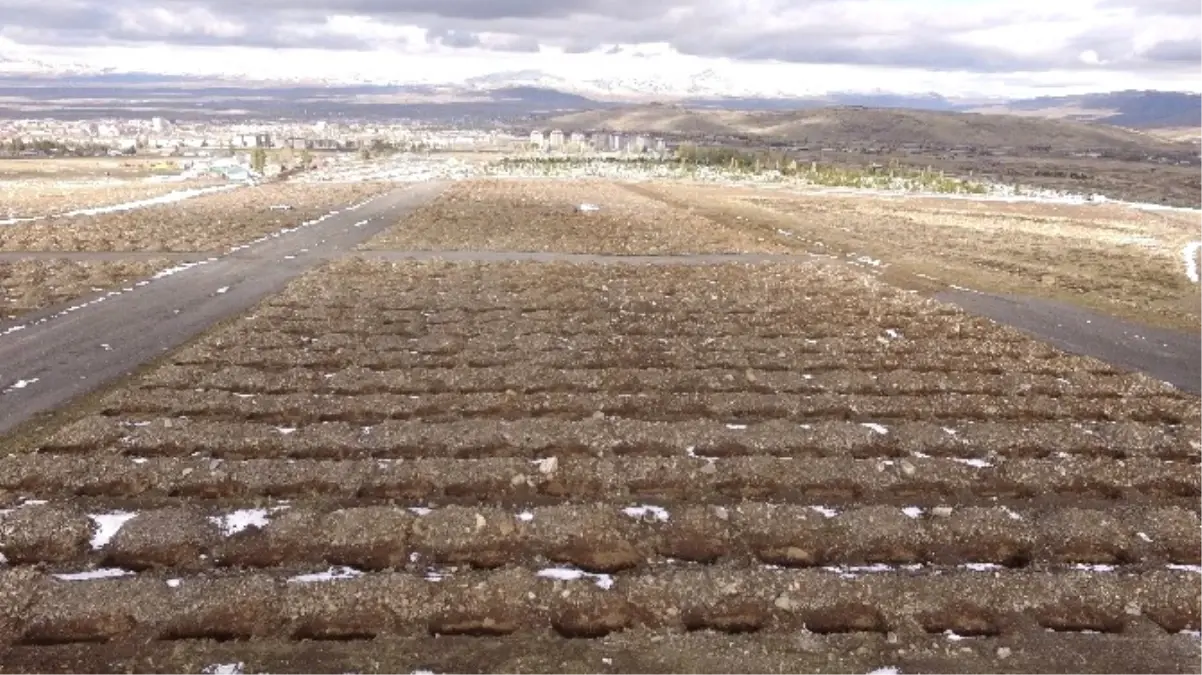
(4, 138, 115, 156)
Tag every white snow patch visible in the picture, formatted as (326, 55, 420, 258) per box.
(1072, 563, 1115, 572)
(623, 505, 670, 522)
(884, 329, 902, 340)
(810, 505, 839, 518)
(1183, 241, 1201, 284)
(201, 663, 245, 675)
(536, 566, 615, 590)
(516, 511, 534, 522)
(576, 203, 600, 212)
(53, 567, 134, 581)
(288, 566, 364, 583)
(167, 578, 182, 588)
(211, 508, 273, 536)
(941, 427, 957, 436)
(2, 377, 39, 394)
(824, 563, 893, 578)
(1137, 532, 1152, 543)
(408, 507, 433, 516)
(215, 286, 230, 294)
(1001, 506, 1023, 521)
(275, 426, 297, 435)
(951, 457, 993, 468)
(1167, 564, 1202, 573)
(87, 511, 138, 549)
(901, 507, 924, 519)
(867, 668, 900, 675)
(961, 563, 1003, 571)
(725, 423, 748, 430)
(861, 423, 889, 435)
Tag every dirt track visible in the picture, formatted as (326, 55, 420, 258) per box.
(0, 178, 1199, 673)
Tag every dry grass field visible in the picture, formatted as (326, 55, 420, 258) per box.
(1, 178, 1198, 673)
(0, 181, 393, 253)
(0, 180, 395, 324)
(0, 179, 225, 220)
(0, 157, 188, 182)
(630, 183, 1202, 332)
(0, 258, 175, 320)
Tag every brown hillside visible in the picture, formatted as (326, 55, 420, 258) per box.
(544, 105, 1192, 154)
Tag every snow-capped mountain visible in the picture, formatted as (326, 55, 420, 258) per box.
(461, 68, 806, 101)
(0, 49, 995, 106)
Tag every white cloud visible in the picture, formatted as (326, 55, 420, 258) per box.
(0, 0, 1197, 96)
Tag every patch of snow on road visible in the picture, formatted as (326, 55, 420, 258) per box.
(53, 568, 134, 581)
(1183, 241, 1201, 284)
(1, 377, 39, 394)
(623, 505, 670, 522)
(536, 566, 615, 590)
(288, 566, 364, 583)
(1167, 564, 1202, 573)
(215, 286, 230, 294)
(87, 511, 138, 549)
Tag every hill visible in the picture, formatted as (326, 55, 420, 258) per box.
(969, 90, 1201, 129)
(541, 104, 1193, 154)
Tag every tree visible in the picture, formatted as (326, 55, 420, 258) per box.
(300, 149, 313, 166)
(250, 147, 267, 174)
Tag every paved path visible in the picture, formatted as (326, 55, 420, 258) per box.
(938, 289, 1201, 394)
(359, 250, 828, 265)
(0, 182, 448, 435)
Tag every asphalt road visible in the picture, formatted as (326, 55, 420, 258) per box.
(0, 182, 448, 436)
(360, 250, 827, 265)
(938, 289, 1201, 395)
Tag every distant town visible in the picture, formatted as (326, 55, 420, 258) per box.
(0, 116, 675, 179)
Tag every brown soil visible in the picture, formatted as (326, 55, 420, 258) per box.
(0, 187, 1198, 673)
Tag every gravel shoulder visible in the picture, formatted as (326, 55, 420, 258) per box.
(0, 182, 448, 436)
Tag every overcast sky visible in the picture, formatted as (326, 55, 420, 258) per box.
(1, 0, 1199, 96)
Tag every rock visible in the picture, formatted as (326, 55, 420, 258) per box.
(774, 593, 798, 611)
(997, 646, 1012, 659)
(931, 506, 954, 518)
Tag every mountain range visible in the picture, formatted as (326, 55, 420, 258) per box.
(0, 57, 1197, 130)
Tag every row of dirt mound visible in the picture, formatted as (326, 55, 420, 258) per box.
(1, 220, 1199, 672)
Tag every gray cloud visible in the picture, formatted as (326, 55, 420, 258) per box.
(1142, 37, 1202, 63)
(1, 0, 1198, 77)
